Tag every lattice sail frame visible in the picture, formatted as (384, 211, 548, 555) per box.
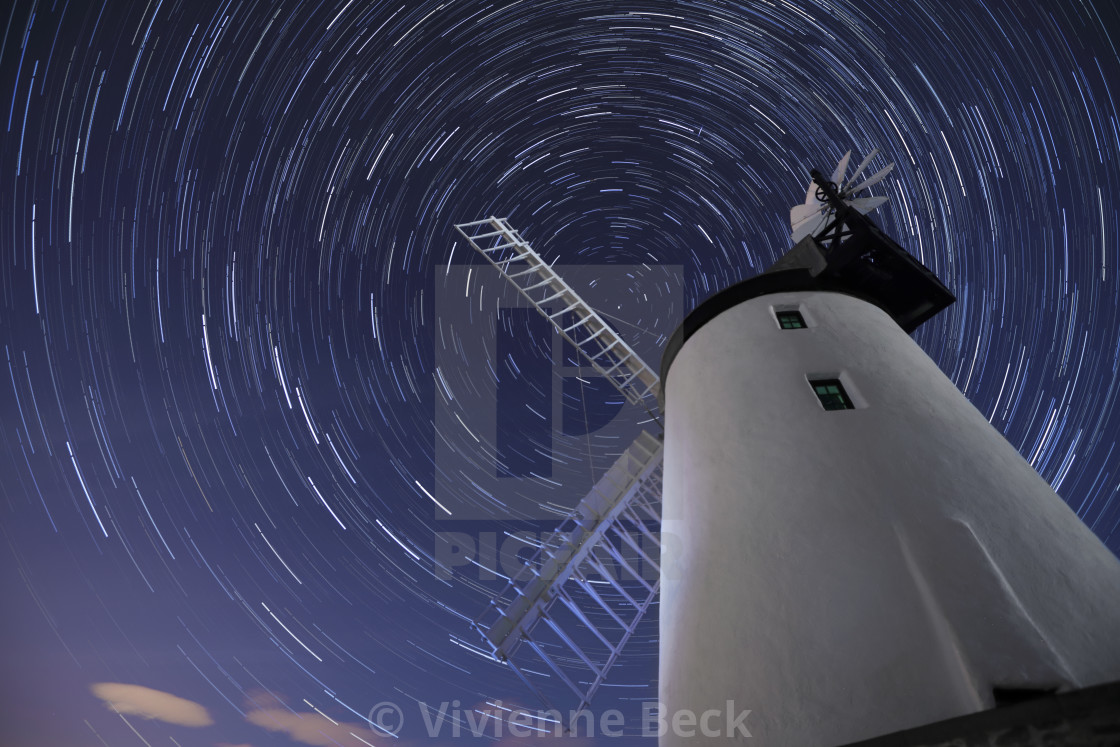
(471, 431, 664, 725)
(454, 217, 660, 408)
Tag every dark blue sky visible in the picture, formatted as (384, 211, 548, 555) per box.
(2, 1, 1119, 745)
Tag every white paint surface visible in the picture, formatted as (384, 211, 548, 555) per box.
(659, 290, 1120, 746)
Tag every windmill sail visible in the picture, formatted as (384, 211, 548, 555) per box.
(454, 217, 660, 407)
(456, 217, 666, 725)
(847, 162, 895, 194)
(829, 150, 851, 184)
(472, 431, 664, 726)
(845, 148, 880, 188)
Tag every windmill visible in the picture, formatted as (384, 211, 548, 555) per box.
(451, 151, 892, 727)
(453, 151, 1120, 745)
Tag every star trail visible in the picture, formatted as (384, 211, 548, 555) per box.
(2, 0, 1119, 744)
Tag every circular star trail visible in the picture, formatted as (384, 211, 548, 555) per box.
(2, 1, 1119, 744)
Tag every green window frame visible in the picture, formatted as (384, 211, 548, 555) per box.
(810, 378, 854, 411)
(776, 310, 806, 329)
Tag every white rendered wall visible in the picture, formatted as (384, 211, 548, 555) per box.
(659, 290, 1120, 746)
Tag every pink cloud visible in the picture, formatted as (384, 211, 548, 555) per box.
(90, 682, 214, 727)
(246, 708, 385, 747)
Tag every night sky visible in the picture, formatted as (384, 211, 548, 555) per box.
(3, 1, 1120, 745)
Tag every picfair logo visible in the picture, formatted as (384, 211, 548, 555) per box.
(433, 264, 682, 520)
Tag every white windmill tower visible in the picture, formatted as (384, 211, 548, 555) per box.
(454, 151, 1120, 745)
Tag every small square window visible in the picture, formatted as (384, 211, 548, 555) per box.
(810, 378, 854, 410)
(776, 310, 806, 329)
